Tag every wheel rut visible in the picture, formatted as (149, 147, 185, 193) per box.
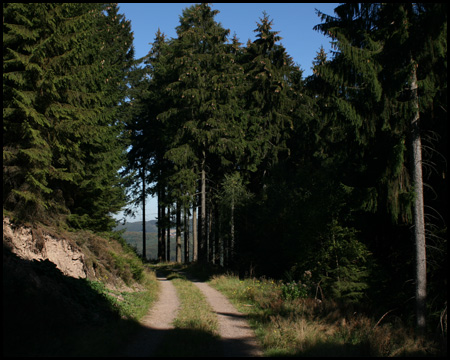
(192, 280, 263, 357)
(123, 276, 180, 356)
(124, 271, 263, 357)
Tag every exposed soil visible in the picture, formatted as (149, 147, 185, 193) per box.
(3, 217, 86, 278)
(192, 279, 263, 357)
(3, 217, 262, 356)
(123, 276, 180, 356)
(124, 274, 263, 357)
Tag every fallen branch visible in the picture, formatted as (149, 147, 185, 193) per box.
(373, 308, 397, 329)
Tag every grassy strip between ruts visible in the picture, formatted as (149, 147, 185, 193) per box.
(209, 274, 441, 357)
(154, 272, 223, 357)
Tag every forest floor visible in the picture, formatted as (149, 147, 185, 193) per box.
(123, 269, 263, 357)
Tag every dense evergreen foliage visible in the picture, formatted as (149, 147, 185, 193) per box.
(3, 3, 446, 335)
(126, 3, 446, 334)
(3, 3, 134, 230)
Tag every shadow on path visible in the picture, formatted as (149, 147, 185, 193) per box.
(179, 270, 264, 357)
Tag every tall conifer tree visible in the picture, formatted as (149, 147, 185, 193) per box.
(3, 3, 134, 230)
(313, 3, 447, 332)
(241, 12, 295, 189)
(159, 3, 245, 263)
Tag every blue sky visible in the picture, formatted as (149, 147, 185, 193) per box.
(118, 3, 338, 77)
(115, 3, 339, 223)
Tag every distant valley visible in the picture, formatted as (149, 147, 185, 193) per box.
(114, 220, 191, 261)
(114, 220, 158, 233)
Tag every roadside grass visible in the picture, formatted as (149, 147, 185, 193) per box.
(67, 268, 159, 356)
(154, 270, 222, 356)
(87, 268, 159, 321)
(209, 274, 441, 357)
(3, 219, 160, 357)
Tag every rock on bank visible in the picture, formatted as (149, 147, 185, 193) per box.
(3, 216, 87, 278)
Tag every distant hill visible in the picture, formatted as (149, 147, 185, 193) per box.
(114, 220, 194, 261)
(114, 220, 158, 233)
(114, 221, 193, 261)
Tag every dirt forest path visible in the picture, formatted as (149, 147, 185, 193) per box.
(192, 280, 264, 357)
(123, 276, 180, 356)
(123, 272, 263, 357)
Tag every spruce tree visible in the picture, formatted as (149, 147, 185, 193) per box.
(63, 3, 134, 230)
(3, 3, 92, 218)
(3, 3, 134, 230)
(313, 3, 447, 332)
(158, 3, 245, 263)
(241, 12, 295, 189)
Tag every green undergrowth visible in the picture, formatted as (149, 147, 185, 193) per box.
(86, 272, 157, 321)
(3, 217, 159, 356)
(209, 274, 442, 357)
(65, 269, 159, 357)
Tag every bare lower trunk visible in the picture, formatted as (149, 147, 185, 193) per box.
(214, 206, 220, 265)
(230, 198, 235, 266)
(142, 167, 146, 260)
(208, 200, 213, 263)
(157, 188, 162, 262)
(167, 207, 171, 262)
(184, 207, 189, 263)
(199, 153, 207, 263)
(192, 201, 197, 261)
(161, 203, 166, 262)
(410, 62, 426, 333)
(176, 202, 181, 263)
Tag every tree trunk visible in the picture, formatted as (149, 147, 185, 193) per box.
(208, 200, 213, 263)
(184, 206, 190, 263)
(223, 216, 229, 268)
(167, 207, 171, 262)
(214, 206, 220, 265)
(199, 153, 207, 263)
(230, 196, 235, 266)
(157, 187, 162, 262)
(193, 200, 198, 262)
(410, 61, 427, 333)
(141, 167, 146, 260)
(176, 201, 182, 263)
(161, 201, 166, 262)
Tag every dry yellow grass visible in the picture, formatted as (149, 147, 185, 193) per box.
(209, 274, 441, 356)
(154, 273, 221, 357)
(170, 274, 219, 334)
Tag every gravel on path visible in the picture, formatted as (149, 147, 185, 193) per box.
(192, 280, 264, 357)
(123, 272, 263, 357)
(123, 276, 180, 357)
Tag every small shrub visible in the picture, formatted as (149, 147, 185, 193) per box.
(281, 270, 314, 300)
(281, 281, 308, 300)
(127, 256, 144, 282)
(109, 251, 145, 284)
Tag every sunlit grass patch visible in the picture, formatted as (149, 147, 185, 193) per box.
(171, 275, 219, 334)
(87, 269, 158, 321)
(155, 272, 222, 357)
(209, 274, 440, 356)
